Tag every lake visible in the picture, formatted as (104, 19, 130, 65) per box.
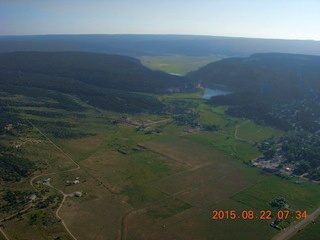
(169, 73, 183, 76)
(202, 88, 230, 99)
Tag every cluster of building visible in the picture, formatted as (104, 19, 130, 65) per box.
(252, 155, 295, 176)
(66, 177, 80, 185)
(39, 177, 83, 198)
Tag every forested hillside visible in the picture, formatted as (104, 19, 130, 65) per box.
(189, 53, 320, 99)
(189, 53, 320, 131)
(0, 52, 194, 113)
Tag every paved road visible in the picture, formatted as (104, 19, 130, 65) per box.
(272, 207, 320, 240)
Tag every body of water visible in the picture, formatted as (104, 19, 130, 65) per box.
(169, 72, 183, 76)
(202, 88, 230, 99)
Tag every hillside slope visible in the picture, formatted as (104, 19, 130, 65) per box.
(0, 51, 192, 93)
(188, 53, 320, 100)
(0, 52, 192, 113)
(188, 53, 320, 131)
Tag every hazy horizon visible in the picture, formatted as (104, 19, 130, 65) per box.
(0, 33, 319, 42)
(1, 0, 319, 41)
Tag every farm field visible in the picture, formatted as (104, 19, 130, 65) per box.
(236, 120, 284, 142)
(139, 55, 226, 75)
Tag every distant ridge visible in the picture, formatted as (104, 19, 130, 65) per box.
(0, 34, 319, 56)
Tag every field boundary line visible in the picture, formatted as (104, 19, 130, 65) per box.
(138, 143, 193, 167)
(28, 122, 80, 170)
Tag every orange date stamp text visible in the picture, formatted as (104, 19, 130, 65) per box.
(211, 210, 307, 220)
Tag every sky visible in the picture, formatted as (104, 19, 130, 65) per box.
(0, 0, 319, 40)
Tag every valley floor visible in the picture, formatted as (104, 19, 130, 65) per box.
(1, 92, 320, 240)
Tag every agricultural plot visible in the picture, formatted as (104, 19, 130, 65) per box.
(163, 198, 278, 240)
(232, 176, 320, 213)
(140, 135, 218, 167)
(152, 164, 236, 196)
(236, 120, 284, 142)
(183, 132, 261, 161)
(60, 179, 130, 240)
(175, 172, 253, 208)
(139, 55, 225, 75)
(124, 121, 320, 239)
(129, 133, 268, 235)
(126, 194, 278, 240)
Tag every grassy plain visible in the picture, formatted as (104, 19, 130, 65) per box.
(139, 55, 225, 75)
(232, 176, 320, 213)
(236, 120, 284, 142)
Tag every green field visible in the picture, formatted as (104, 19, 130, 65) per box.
(236, 120, 284, 142)
(139, 55, 226, 75)
(232, 176, 320, 212)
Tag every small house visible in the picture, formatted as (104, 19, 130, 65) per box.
(43, 178, 51, 183)
(28, 194, 37, 201)
(74, 191, 82, 197)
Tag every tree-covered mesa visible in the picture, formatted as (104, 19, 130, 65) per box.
(0, 51, 194, 94)
(209, 93, 292, 131)
(0, 52, 197, 114)
(210, 96, 320, 133)
(189, 53, 320, 99)
(190, 53, 320, 131)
